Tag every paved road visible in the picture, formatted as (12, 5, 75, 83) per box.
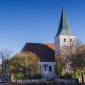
(0, 82, 22, 85)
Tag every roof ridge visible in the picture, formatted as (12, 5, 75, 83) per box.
(26, 42, 54, 44)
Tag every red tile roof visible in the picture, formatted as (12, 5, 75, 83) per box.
(21, 43, 55, 62)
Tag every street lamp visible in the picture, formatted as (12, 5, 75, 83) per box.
(26, 57, 28, 75)
(18, 63, 24, 84)
(21, 63, 23, 84)
(29, 68, 33, 77)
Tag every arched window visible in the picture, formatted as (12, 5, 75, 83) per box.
(64, 39, 66, 42)
(49, 66, 52, 71)
(70, 39, 72, 42)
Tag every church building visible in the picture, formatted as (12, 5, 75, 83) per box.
(21, 7, 76, 79)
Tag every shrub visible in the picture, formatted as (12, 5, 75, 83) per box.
(32, 74, 43, 79)
(60, 72, 72, 79)
(14, 74, 22, 79)
(23, 74, 32, 79)
(25, 83, 47, 85)
(39, 82, 47, 85)
(14, 73, 43, 80)
(59, 82, 65, 85)
(22, 73, 43, 79)
(75, 78, 79, 84)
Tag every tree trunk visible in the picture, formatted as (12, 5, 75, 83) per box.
(74, 62, 76, 79)
(73, 62, 76, 84)
(81, 72, 84, 84)
(59, 66, 60, 78)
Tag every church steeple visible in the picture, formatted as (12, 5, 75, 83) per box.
(55, 7, 74, 38)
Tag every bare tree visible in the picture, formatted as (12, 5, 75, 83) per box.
(55, 51, 65, 78)
(0, 49, 11, 60)
(0, 49, 12, 74)
(56, 39, 85, 83)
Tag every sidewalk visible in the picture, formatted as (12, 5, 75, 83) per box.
(0, 81, 22, 85)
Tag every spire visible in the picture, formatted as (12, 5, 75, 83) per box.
(55, 7, 75, 38)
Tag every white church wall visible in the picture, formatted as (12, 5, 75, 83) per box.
(55, 35, 76, 57)
(54, 36, 60, 57)
(40, 62, 55, 73)
(39, 62, 56, 79)
(60, 35, 76, 48)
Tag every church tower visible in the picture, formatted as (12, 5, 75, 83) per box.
(54, 7, 76, 57)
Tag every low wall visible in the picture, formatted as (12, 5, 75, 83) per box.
(55, 79, 76, 84)
(11, 79, 46, 84)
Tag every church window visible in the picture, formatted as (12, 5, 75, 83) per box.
(70, 39, 72, 42)
(64, 39, 66, 42)
(49, 66, 52, 71)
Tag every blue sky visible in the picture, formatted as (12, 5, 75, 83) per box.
(0, 0, 85, 59)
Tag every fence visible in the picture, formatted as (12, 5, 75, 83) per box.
(11, 79, 46, 84)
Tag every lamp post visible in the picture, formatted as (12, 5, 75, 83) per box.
(39, 57, 40, 73)
(22, 63, 23, 74)
(22, 63, 23, 84)
(19, 63, 23, 84)
(26, 57, 27, 75)
(26, 57, 29, 75)
(29, 68, 33, 77)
